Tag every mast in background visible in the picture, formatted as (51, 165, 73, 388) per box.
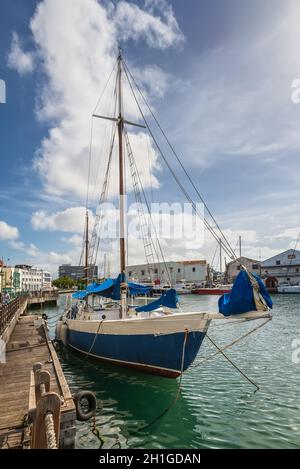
(239, 235, 242, 259)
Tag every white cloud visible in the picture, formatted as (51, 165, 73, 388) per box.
(18, 0, 183, 201)
(9, 241, 39, 257)
(115, 0, 184, 50)
(62, 234, 83, 246)
(31, 206, 94, 233)
(7, 32, 34, 75)
(0, 220, 19, 241)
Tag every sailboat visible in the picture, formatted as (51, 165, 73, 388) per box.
(56, 50, 272, 378)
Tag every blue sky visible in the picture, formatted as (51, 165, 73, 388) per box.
(1, 0, 300, 276)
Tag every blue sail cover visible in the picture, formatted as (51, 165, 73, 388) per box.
(72, 290, 88, 299)
(135, 288, 178, 313)
(72, 275, 152, 301)
(218, 270, 272, 316)
(128, 282, 152, 296)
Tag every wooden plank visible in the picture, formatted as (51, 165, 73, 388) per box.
(0, 313, 76, 449)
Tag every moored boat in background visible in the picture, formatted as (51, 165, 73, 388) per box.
(192, 286, 232, 295)
(277, 284, 300, 293)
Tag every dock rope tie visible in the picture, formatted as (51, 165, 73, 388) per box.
(44, 412, 57, 449)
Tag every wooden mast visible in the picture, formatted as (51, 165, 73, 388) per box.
(117, 49, 126, 276)
(92, 49, 145, 317)
(84, 210, 89, 287)
(117, 49, 127, 318)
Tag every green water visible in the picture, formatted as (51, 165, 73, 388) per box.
(43, 294, 300, 449)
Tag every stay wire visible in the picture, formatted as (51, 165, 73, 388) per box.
(122, 59, 239, 264)
(122, 62, 235, 262)
(125, 129, 172, 285)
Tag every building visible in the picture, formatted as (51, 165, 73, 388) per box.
(0, 267, 21, 294)
(0, 265, 52, 293)
(225, 256, 261, 283)
(58, 264, 98, 281)
(261, 249, 300, 287)
(126, 260, 208, 285)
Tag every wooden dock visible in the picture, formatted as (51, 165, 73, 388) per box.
(0, 309, 76, 449)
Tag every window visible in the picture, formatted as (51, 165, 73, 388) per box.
(287, 277, 290, 281)
(288, 254, 296, 260)
(252, 264, 259, 270)
(178, 268, 181, 273)
(141, 270, 145, 276)
(192, 267, 196, 272)
(128, 272, 132, 277)
(296, 268, 299, 273)
(154, 269, 158, 274)
(236, 266, 241, 271)
(276, 260, 281, 265)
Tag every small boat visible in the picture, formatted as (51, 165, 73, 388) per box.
(56, 50, 272, 378)
(192, 286, 231, 295)
(277, 284, 300, 293)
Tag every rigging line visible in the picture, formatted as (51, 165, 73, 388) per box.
(85, 117, 94, 210)
(90, 126, 117, 275)
(210, 242, 219, 270)
(86, 59, 118, 210)
(146, 134, 154, 204)
(122, 61, 234, 261)
(125, 133, 158, 282)
(93, 59, 118, 115)
(90, 71, 118, 204)
(205, 334, 260, 393)
(193, 318, 271, 365)
(123, 59, 239, 264)
(122, 63, 235, 262)
(124, 129, 172, 285)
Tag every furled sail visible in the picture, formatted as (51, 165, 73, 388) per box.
(135, 288, 178, 312)
(218, 269, 272, 316)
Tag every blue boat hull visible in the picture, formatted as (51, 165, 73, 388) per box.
(67, 329, 206, 377)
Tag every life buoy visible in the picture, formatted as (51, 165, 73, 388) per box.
(74, 391, 97, 421)
(42, 313, 48, 321)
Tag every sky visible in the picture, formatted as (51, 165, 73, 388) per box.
(1, 0, 300, 277)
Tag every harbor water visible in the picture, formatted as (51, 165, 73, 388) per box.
(43, 294, 300, 449)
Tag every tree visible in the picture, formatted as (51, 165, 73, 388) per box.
(52, 276, 76, 289)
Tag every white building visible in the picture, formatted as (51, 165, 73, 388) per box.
(126, 260, 208, 285)
(15, 265, 52, 292)
(261, 249, 300, 286)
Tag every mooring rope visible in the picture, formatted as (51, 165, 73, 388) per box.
(88, 329, 189, 448)
(44, 412, 57, 449)
(83, 319, 104, 360)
